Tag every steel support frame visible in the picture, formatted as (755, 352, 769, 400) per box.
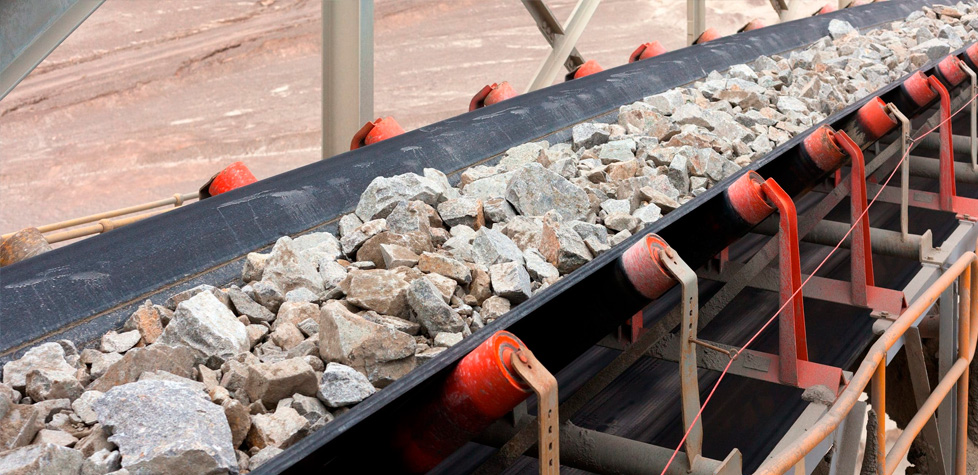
(0, 0, 106, 100)
(520, 0, 586, 73)
(322, 0, 374, 159)
(525, 0, 601, 92)
(686, 0, 706, 46)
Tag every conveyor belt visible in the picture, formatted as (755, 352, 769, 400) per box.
(0, 1, 956, 473)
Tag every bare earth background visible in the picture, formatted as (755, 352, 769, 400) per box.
(0, 0, 828, 235)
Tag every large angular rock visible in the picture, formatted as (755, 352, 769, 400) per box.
(340, 218, 388, 256)
(165, 284, 230, 311)
(380, 243, 420, 269)
(71, 391, 103, 425)
(356, 231, 434, 269)
(0, 443, 86, 475)
(245, 358, 318, 407)
(157, 292, 249, 368)
(489, 262, 532, 303)
(89, 344, 197, 392)
(227, 287, 275, 324)
(127, 300, 164, 345)
(95, 380, 237, 474)
(2, 343, 74, 390)
(571, 123, 610, 151)
(291, 232, 342, 263)
(25, 367, 83, 402)
(524, 248, 559, 281)
(260, 236, 326, 301)
(911, 38, 951, 60)
(247, 407, 309, 450)
(828, 19, 857, 39)
(222, 399, 251, 448)
(101, 330, 141, 354)
(505, 163, 590, 221)
(0, 404, 42, 450)
(316, 362, 376, 408)
(345, 269, 410, 316)
(417, 252, 472, 284)
(386, 200, 441, 235)
(319, 301, 417, 386)
(406, 278, 466, 334)
(355, 173, 442, 221)
(471, 227, 525, 267)
(539, 219, 592, 274)
(437, 198, 484, 230)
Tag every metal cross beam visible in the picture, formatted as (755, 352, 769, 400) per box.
(521, 0, 586, 73)
(524, 0, 601, 93)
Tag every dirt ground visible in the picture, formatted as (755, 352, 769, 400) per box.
(0, 0, 828, 236)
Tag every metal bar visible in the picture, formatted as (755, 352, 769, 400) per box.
(0, 192, 199, 240)
(525, 0, 601, 92)
(871, 362, 887, 474)
(323, 0, 374, 158)
(838, 131, 875, 306)
(43, 210, 165, 244)
(939, 280, 957, 469)
(751, 219, 929, 261)
(659, 246, 703, 468)
(520, 0, 585, 72)
(0, 0, 106, 100)
(904, 326, 948, 474)
(686, 0, 706, 45)
(927, 76, 957, 210)
(887, 104, 912, 239)
(955, 265, 970, 475)
(829, 400, 867, 475)
(478, 421, 740, 475)
(754, 251, 977, 475)
(510, 347, 559, 475)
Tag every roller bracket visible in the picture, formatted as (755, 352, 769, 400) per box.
(510, 347, 559, 475)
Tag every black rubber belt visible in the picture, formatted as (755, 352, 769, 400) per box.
(0, 0, 936, 472)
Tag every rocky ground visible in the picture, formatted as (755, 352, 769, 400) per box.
(2, 4, 978, 474)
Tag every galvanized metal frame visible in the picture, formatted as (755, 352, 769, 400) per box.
(322, 0, 374, 158)
(0, 0, 106, 100)
(525, 0, 601, 92)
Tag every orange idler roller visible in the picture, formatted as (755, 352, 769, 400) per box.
(813, 3, 836, 15)
(693, 28, 721, 45)
(738, 19, 766, 33)
(350, 116, 405, 150)
(565, 59, 603, 81)
(392, 331, 531, 473)
(469, 81, 517, 111)
(629, 41, 667, 63)
(801, 125, 847, 173)
(901, 71, 939, 109)
(619, 234, 676, 300)
(854, 97, 898, 142)
(726, 171, 776, 227)
(936, 55, 968, 87)
(200, 161, 258, 199)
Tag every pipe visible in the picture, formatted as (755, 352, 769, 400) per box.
(909, 155, 978, 183)
(43, 210, 166, 244)
(915, 133, 973, 156)
(752, 219, 925, 260)
(955, 264, 970, 475)
(1, 192, 198, 240)
(477, 421, 729, 475)
(754, 250, 977, 475)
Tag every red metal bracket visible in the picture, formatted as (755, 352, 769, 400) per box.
(469, 82, 517, 111)
(926, 75, 957, 210)
(835, 131, 875, 306)
(351, 116, 405, 150)
(757, 178, 808, 386)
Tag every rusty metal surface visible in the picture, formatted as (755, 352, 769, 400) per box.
(510, 348, 560, 475)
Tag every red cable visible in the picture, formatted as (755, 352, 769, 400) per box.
(659, 90, 978, 475)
